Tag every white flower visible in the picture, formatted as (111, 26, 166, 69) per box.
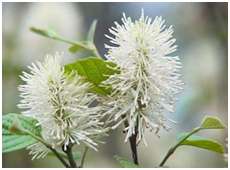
(18, 53, 105, 159)
(103, 11, 183, 144)
(27, 142, 50, 160)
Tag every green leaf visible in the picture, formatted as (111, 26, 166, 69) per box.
(30, 27, 90, 52)
(64, 57, 119, 95)
(200, 116, 225, 129)
(114, 155, 139, 168)
(30, 27, 58, 39)
(3, 113, 41, 153)
(3, 135, 37, 153)
(69, 20, 97, 53)
(68, 19, 98, 53)
(177, 133, 224, 153)
(87, 20, 98, 42)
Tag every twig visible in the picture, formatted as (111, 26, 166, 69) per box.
(124, 119, 139, 165)
(49, 147, 70, 168)
(30, 27, 100, 57)
(159, 128, 201, 167)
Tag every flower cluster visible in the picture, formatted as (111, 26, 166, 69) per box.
(17, 11, 183, 160)
(18, 54, 105, 159)
(103, 11, 183, 144)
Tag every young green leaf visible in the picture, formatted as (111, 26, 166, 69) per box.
(200, 116, 225, 129)
(30, 26, 100, 57)
(69, 20, 98, 54)
(30, 26, 91, 51)
(64, 57, 119, 95)
(30, 27, 58, 39)
(87, 20, 98, 42)
(68, 20, 100, 56)
(3, 113, 41, 153)
(114, 155, 139, 168)
(159, 115, 226, 167)
(177, 133, 224, 153)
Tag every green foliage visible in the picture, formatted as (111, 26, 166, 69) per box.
(3, 135, 37, 153)
(177, 133, 224, 153)
(69, 20, 97, 53)
(159, 115, 226, 167)
(176, 116, 225, 153)
(64, 57, 119, 95)
(30, 27, 58, 39)
(114, 155, 139, 168)
(68, 20, 98, 55)
(3, 113, 41, 153)
(30, 24, 100, 57)
(200, 116, 226, 129)
(30, 27, 93, 53)
(87, 20, 98, 42)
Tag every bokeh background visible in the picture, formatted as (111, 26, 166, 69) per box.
(2, 2, 228, 168)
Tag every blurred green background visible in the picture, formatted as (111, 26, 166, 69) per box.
(2, 2, 228, 168)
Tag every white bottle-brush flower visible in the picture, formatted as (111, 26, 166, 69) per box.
(103, 11, 183, 144)
(18, 53, 105, 159)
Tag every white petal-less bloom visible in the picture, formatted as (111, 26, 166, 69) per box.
(18, 53, 105, 159)
(103, 11, 183, 144)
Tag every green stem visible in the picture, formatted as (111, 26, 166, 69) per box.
(80, 146, 89, 168)
(64, 145, 77, 168)
(53, 36, 89, 49)
(48, 147, 70, 168)
(159, 128, 201, 167)
(30, 27, 100, 57)
(50, 36, 100, 57)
